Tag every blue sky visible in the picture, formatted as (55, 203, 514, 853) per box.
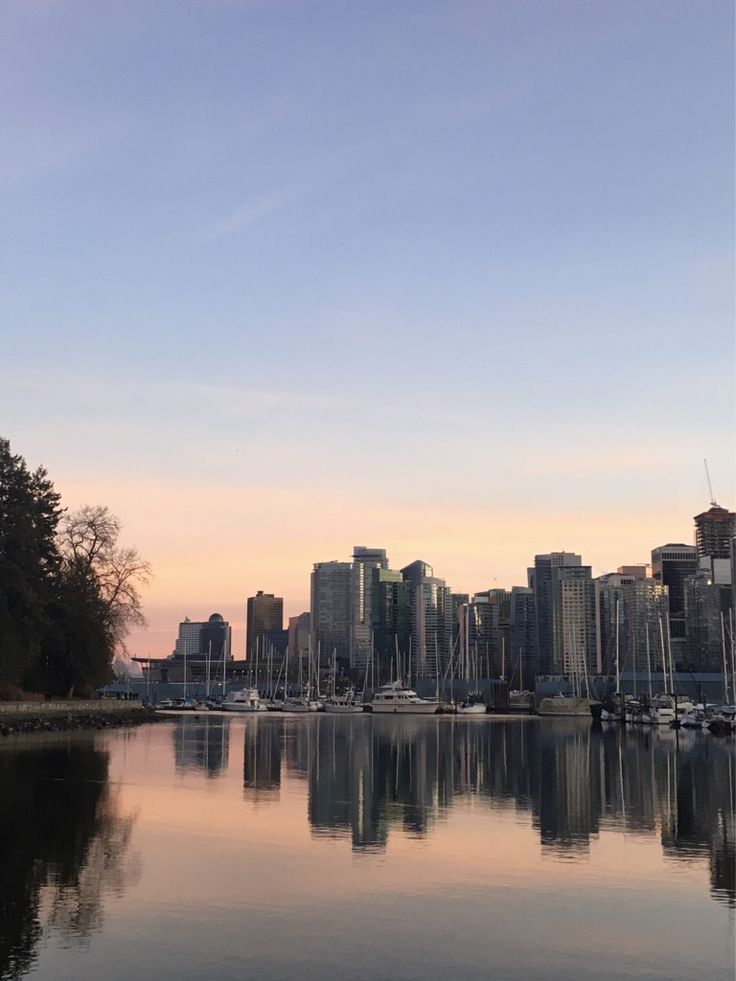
(2, 0, 734, 653)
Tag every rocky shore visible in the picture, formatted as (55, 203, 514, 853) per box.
(0, 704, 168, 737)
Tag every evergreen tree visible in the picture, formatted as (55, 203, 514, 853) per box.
(0, 439, 150, 696)
(0, 439, 62, 687)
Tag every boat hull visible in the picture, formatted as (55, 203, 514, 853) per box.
(457, 704, 487, 715)
(283, 701, 321, 713)
(323, 704, 364, 714)
(371, 703, 439, 715)
(222, 704, 268, 712)
(538, 697, 599, 718)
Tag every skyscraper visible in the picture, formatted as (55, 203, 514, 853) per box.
(401, 560, 453, 678)
(552, 564, 598, 677)
(529, 552, 586, 675)
(173, 613, 232, 661)
(510, 586, 536, 681)
(349, 546, 389, 669)
(694, 504, 736, 559)
(684, 564, 732, 671)
(651, 544, 698, 663)
(246, 591, 284, 659)
(371, 567, 410, 677)
(310, 561, 352, 668)
(595, 570, 669, 676)
(459, 589, 512, 678)
(287, 612, 311, 666)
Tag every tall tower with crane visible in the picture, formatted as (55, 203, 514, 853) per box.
(694, 460, 735, 559)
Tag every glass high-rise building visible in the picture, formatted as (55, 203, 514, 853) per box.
(651, 544, 698, 663)
(595, 570, 669, 676)
(371, 568, 410, 676)
(400, 560, 453, 678)
(310, 561, 352, 668)
(246, 591, 284, 660)
(529, 552, 588, 675)
(173, 613, 232, 661)
(350, 546, 389, 669)
(510, 586, 536, 681)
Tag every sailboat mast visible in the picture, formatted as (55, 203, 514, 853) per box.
(658, 616, 668, 694)
(615, 597, 621, 694)
(730, 609, 736, 705)
(721, 611, 729, 705)
(664, 615, 675, 696)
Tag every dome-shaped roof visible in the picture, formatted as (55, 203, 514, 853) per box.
(208, 612, 224, 623)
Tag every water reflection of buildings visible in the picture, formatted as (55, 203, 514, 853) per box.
(238, 716, 735, 906)
(242, 717, 283, 801)
(172, 715, 230, 778)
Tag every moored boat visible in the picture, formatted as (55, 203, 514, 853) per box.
(538, 694, 600, 718)
(324, 687, 364, 714)
(370, 681, 439, 714)
(508, 690, 535, 713)
(222, 687, 268, 712)
(457, 691, 487, 715)
(283, 691, 322, 712)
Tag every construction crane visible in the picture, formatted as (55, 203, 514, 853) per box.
(703, 458, 718, 507)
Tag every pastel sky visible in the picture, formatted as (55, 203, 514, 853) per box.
(2, 1, 734, 658)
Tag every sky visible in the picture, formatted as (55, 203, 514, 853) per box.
(2, 0, 734, 658)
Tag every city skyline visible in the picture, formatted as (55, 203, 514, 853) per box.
(134, 497, 733, 660)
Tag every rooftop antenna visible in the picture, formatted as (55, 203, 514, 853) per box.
(703, 458, 718, 507)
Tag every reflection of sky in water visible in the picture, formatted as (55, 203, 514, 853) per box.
(1, 717, 734, 981)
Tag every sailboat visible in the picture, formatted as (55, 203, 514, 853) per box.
(324, 648, 363, 713)
(457, 641, 486, 714)
(283, 644, 321, 712)
(508, 645, 534, 713)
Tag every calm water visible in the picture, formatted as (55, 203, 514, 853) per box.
(1, 715, 734, 981)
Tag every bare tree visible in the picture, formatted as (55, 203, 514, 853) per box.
(60, 505, 152, 656)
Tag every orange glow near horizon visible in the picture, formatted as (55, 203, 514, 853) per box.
(56, 474, 702, 657)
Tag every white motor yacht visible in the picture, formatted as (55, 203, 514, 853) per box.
(222, 687, 268, 712)
(324, 688, 364, 714)
(648, 694, 676, 726)
(370, 682, 439, 714)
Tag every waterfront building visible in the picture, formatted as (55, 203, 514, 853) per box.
(287, 612, 311, 666)
(371, 567, 411, 677)
(310, 560, 352, 668)
(552, 563, 598, 677)
(458, 589, 511, 679)
(651, 544, 698, 664)
(246, 591, 284, 660)
(173, 613, 232, 661)
(529, 552, 595, 675)
(401, 560, 454, 678)
(349, 546, 389, 669)
(694, 504, 736, 559)
(510, 586, 537, 682)
(684, 556, 733, 671)
(595, 570, 669, 677)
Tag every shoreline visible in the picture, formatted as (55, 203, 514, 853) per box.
(0, 700, 169, 737)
